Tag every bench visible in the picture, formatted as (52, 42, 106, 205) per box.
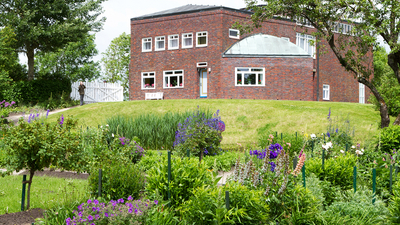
(145, 92, 163, 100)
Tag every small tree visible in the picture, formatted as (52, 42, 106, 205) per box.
(1, 115, 86, 210)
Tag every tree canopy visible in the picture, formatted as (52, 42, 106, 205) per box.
(0, 0, 106, 80)
(238, 0, 400, 127)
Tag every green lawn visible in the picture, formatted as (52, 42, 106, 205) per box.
(0, 175, 88, 214)
(47, 99, 392, 146)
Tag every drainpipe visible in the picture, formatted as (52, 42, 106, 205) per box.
(316, 40, 320, 101)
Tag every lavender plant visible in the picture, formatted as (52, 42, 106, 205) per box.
(173, 108, 225, 160)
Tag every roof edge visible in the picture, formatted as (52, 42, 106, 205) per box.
(130, 6, 252, 21)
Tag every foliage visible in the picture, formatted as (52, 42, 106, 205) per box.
(173, 109, 225, 159)
(88, 162, 145, 201)
(306, 154, 357, 190)
(0, 100, 16, 121)
(35, 34, 101, 82)
(106, 108, 213, 150)
(137, 150, 168, 172)
(145, 205, 183, 225)
(146, 157, 214, 207)
(321, 189, 388, 225)
(203, 151, 241, 172)
(37, 91, 79, 110)
(101, 32, 130, 99)
(377, 125, 400, 154)
(1, 115, 86, 209)
(181, 182, 269, 224)
(258, 129, 304, 157)
(388, 180, 400, 224)
(0, 0, 106, 80)
(65, 197, 157, 225)
(0, 26, 19, 98)
(35, 199, 86, 225)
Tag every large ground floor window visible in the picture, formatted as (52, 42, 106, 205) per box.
(323, 84, 330, 100)
(235, 67, 265, 86)
(164, 70, 184, 88)
(141, 72, 155, 89)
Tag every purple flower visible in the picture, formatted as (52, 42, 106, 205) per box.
(87, 199, 92, 204)
(335, 128, 339, 133)
(60, 114, 64, 125)
(154, 200, 158, 205)
(46, 109, 50, 118)
(327, 132, 330, 138)
(204, 149, 209, 154)
(128, 196, 133, 201)
(87, 215, 93, 221)
(105, 212, 109, 217)
(118, 198, 124, 203)
(95, 214, 100, 220)
(128, 207, 133, 213)
(327, 107, 331, 119)
(269, 161, 276, 172)
(66, 218, 72, 225)
(93, 199, 99, 205)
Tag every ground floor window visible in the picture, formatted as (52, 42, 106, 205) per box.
(141, 72, 155, 89)
(323, 84, 330, 100)
(235, 67, 265, 86)
(359, 83, 365, 104)
(164, 70, 184, 88)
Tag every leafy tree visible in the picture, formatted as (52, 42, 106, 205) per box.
(370, 47, 400, 117)
(0, 26, 18, 97)
(1, 116, 86, 210)
(0, 0, 106, 80)
(238, 0, 400, 127)
(101, 32, 130, 99)
(36, 34, 101, 82)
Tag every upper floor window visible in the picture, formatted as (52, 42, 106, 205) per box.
(323, 84, 330, 100)
(196, 31, 208, 47)
(142, 37, 152, 52)
(296, 33, 315, 58)
(182, 33, 193, 48)
(168, 34, 179, 50)
(142, 72, 155, 89)
(155, 36, 165, 51)
(229, 29, 240, 39)
(235, 67, 265, 86)
(164, 70, 184, 88)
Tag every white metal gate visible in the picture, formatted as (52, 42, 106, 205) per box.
(71, 82, 123, 103)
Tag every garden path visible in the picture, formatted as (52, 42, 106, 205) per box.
(217, 170, 233, 186)
(5, 106, 77, 125)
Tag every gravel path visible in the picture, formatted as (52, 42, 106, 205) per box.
(5, 106, 77, 125)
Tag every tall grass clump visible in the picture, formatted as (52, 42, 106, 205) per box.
(106, 108, 213, 150)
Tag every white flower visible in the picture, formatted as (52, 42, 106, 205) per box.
(322, 142, 333, 150)
(351, 145, 356, 149)
(355, 150, 363, 155)
(361, 148, 364, 152)
(340, 150, 345, 154)
(321, 133, 324, 136)
(106, 124, 109, 127)
(310, 134, 316, 139)
(100, 125, 103, 128)
(112, 133, 114, 137)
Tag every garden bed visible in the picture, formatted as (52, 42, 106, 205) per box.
(0, 208, 44, 225)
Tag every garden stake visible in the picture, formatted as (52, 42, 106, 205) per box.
(373, 168, 376, 204)
(21, 175, 26, 211)
(187, 149, 190, 157)
(296, 132, 297, 140)
(293, 156, 298, 170)
(323, 133, 325, 141)
(225, 191, 230, 210)
(311, 141, 314, 158)
(168, 151, 171, 207)
(276, 131, 278, 138)
(98, 169, 102, 197)
(322, 149, 325, 170)
(346, 144, 348, 152)
(302, 165, 306, 188)
(281, 133, 283, 140)
(353, 166, 357, 193)
(390, 165, 393, 194)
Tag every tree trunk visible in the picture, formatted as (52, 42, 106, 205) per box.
(27, 46, 35, 81)
(387, 52, 400, 126)
(26, 170, 34, 210)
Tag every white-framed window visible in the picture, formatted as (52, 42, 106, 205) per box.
(296, 33, 316, 58)
(168, 34, 179, 50)
(359, 83, 365, 104)
(164, 70, 184, 88)
(235, 67, 265, 86)
(141, 72, 156, 89)
(323, 84, 330, 100)
(182, 33, 193, 48)
(155, 36, 165, 51)
(196, 31, 208, 47)
(142, 37, 152, 52)
(229, 29, 240, 39)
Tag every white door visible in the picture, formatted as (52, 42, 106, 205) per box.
(200, 69, 207, 98)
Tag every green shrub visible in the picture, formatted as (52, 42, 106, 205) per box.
(182, 182, 269, 225)
(378, 125, 400, 154)
(306, 154, 357, 189)
(321, 189, 388, 225)
(203, 151, 241, 172)
(388, 180, 400, 224)
(88, 162, 145, 201)
(258, 129, 304, 156)
(145, 205, 184, 225)
(137, 150, 168, 171)
(146, 157, 214, 207)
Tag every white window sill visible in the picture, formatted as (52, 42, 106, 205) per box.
(163, 86, 184, 89)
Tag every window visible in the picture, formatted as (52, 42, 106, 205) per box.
(141, 72, 155, 89)
(155, 36, 165, 51)
(359, 83, 365, 104)
(296, 33, 316, 58)
(323, 85, 330, 100)
(229, 29, 240, 39)
(168, 34, 179, 50)
(164, 70, 184, 88)
(142, 37, 152, 52)
(182, 33, 193, 48)
(196, 31, 208, 47)
(235, 67, 265, 86)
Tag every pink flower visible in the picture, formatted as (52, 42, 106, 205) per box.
(286, 143, 291, 147)
(269, 134, 274, 139)
(383, 158, 386, 161)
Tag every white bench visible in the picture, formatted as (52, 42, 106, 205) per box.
(145, 92, 163, 100)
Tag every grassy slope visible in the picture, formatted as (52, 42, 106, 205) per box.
(47, 99, 392, 146)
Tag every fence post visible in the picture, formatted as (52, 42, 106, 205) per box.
(225, 191, 230, 210)
(98, 169, 102, 197)
(296, 132, 297, 141)
(353, 166, 357, 193)
(168, 151, 171, 207)
(311, 141, 314, 158)
(293, 156, 298, 170)
(390, 165, 393, 194)
(302, 165, 306, 188)
(372, 168, 376, 204)
(322, 149, 325, 170)
(187, 149, 190, 158)
(21, 175, 26, 211)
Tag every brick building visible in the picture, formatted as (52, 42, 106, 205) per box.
(129, 4, 370, 103)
